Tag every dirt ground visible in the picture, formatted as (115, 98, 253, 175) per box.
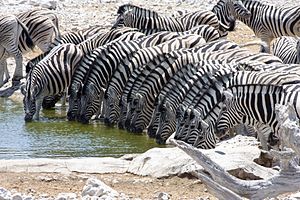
(0, 172, 217, 199)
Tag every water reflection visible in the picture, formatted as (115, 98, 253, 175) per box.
(0, 98, 162, 159)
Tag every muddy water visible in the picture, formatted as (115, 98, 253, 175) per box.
(0, 98, 162, 159)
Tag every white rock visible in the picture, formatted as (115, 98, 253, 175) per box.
(55, 192, 77, 200)
(82, 178, 119, 198)
(0, 187, 12, 200)
(157, 192, 170, 200)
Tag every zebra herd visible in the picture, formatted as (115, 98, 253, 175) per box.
(1, 0, 300, 150)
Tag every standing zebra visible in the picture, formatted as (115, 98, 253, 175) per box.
(272, 36, 300, 64)
(17, 8, 60, 52)
(21, 44, 83, 121)
(214, 0, 300, 53)
(0, 9, 60, 87)
(113, 3, 236, 37)
(0, 15, 34, 87)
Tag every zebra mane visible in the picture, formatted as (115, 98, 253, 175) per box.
(117, 4, 159, 18)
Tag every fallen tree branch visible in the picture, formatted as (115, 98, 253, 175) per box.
(170, 139, 300, 199)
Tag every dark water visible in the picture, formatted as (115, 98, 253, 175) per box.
(0, 98, 162, 159)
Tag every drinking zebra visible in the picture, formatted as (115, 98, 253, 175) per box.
(21, 44, 83, 121)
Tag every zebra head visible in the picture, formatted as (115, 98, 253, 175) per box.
(212, 0, 237, 31)
(229, 0, 251, 19)
(21, 84, 39, 122)
(67, 82, 82, 121)
(103, 87, 120, 126)
(129, 93, 146, 133)
(174, 104, 187, 139)
(156, 100, 176, 145)
(174, 106, 192, 140)
(118, 96, 128, 129)
(215, 89, 244, 137)
(79, 82, 104, 124)
(147, 94, 164, 138)
(112, 6, 134, 29)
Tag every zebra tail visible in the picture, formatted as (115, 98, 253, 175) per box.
(17, 18, 35, 50)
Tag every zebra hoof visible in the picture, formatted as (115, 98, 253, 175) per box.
(12, 79, 21, 87)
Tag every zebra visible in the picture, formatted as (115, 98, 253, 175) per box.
(215, 0, 300, 53)
(212, 0, 251, 32)
(21, 43, 83, 121)
(113, 3, 231, 37)
(67, 30, 145, 121)
(77, 31, 206, 124)
(272, 36, 300, 64)
(0, 15, 34, 87)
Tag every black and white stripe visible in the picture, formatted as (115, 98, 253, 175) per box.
(0, 14, 34, 87)
(272, 36, 300, 64)
(21, 44, 83, 121)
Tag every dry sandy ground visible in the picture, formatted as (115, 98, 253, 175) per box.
(0, 1, 262, 199)
(0, 172, 217, 199)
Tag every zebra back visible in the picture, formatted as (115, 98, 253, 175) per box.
(272, 36, 300, 64)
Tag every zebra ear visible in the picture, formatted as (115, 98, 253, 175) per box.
(20, 85, 26, 96)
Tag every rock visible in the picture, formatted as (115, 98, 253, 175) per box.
(0, 187, 11, 200)
(82, 178, 119, 198)
(157, 192, 170, 200)
(12, 193, 23, 200)
(127, 147, 202, 178)
(55, 193, 77, 200)
(129, 135, 278, 180)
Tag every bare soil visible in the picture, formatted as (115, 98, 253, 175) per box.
(0, 172, 217, 199)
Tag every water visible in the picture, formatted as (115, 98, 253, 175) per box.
(0, 98, 162, 159)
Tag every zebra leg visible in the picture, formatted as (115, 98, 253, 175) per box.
(3, 60, 9, 85)
(12, 51, 24, 85)
(34, 98, 43, 120)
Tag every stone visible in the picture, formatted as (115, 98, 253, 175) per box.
(12, 193, 23, 200)
(82, 178, 119, 198)
(157, 192, 170, 200)
(55, 193, 77, 200)
(0, 188, 11, 200)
